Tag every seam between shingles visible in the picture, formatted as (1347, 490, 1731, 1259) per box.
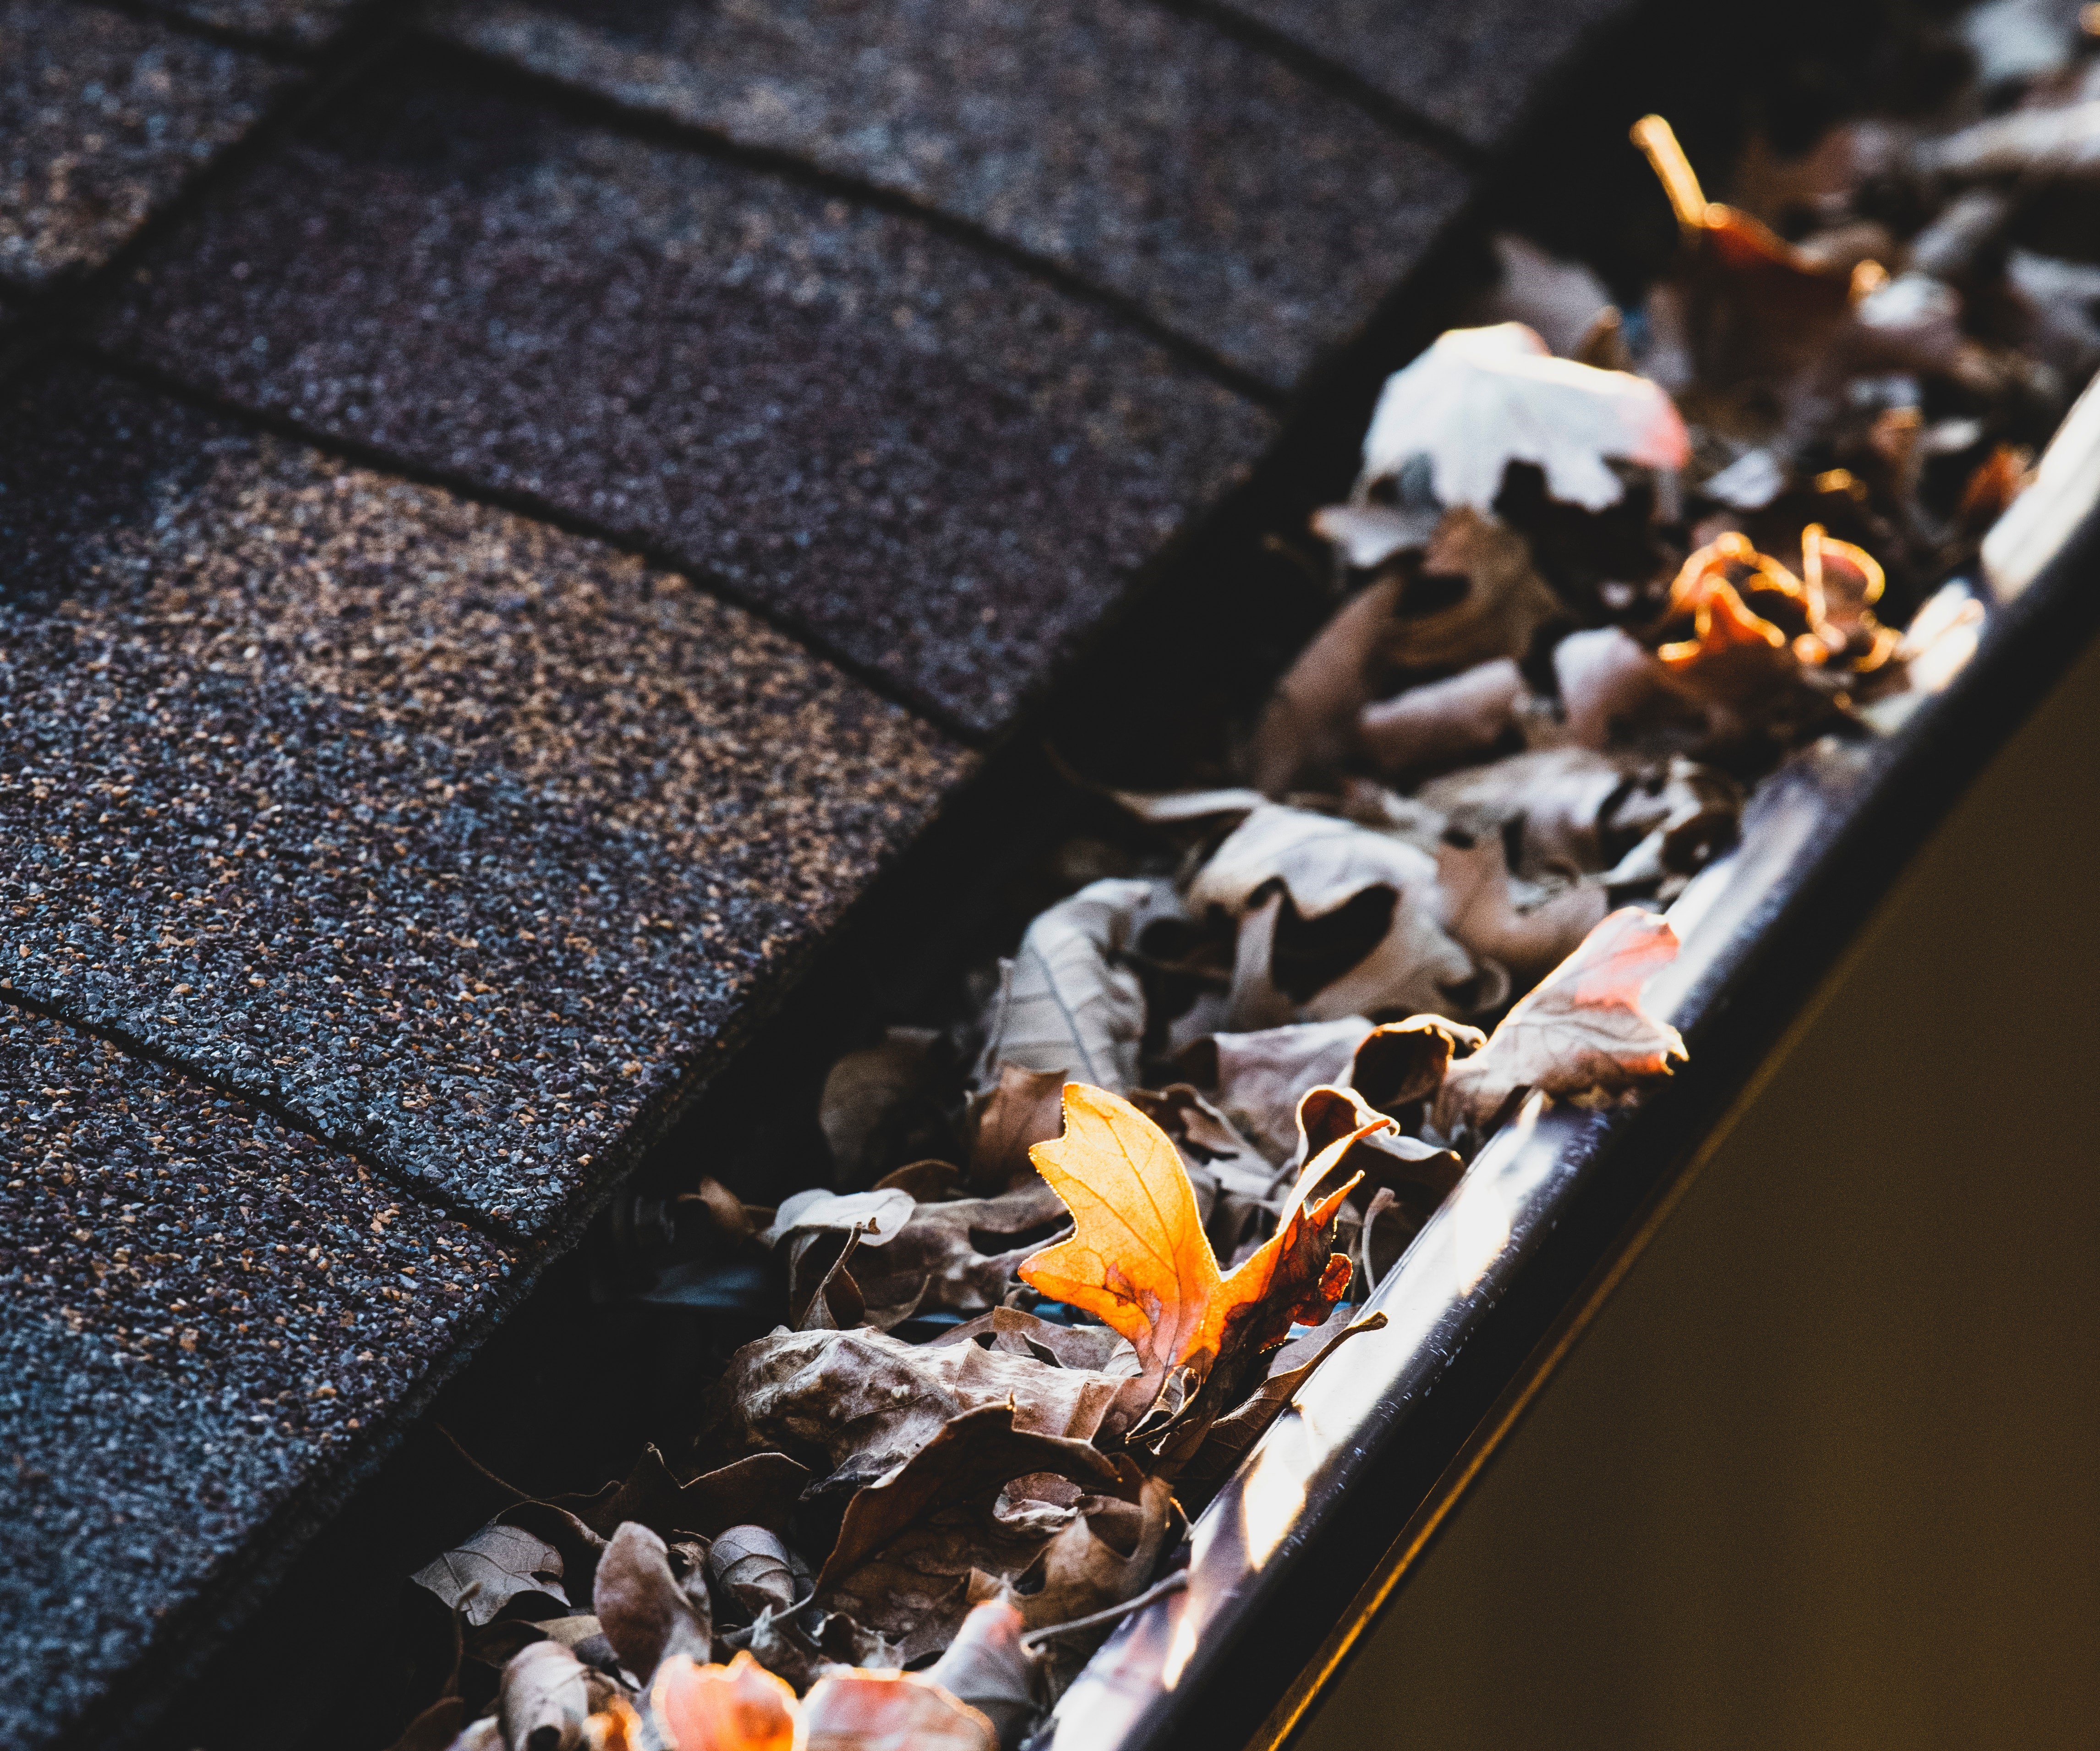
(51, 336, 991, 749)
(1143, 0, 1490, 169)
(406, 31, 1293, 410)
(0, 6, 410, 334)
(64, 0, 318, 65)
(0, 978, 520, 1247)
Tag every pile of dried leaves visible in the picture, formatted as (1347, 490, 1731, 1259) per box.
(394, 10, 2100, 1746)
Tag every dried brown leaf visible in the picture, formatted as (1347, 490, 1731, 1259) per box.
(412, 1524, 569, 1627)
(1174, 1016, 1375, 1162)
(818, 1027, 942, 1180)
(1186, 804, 1483, 1024)
(1435, 907, 1686, 1135)
(925, 1599, 1043, 1750)
(1246, 577, 1408, 794)
(707, 1526, 799, 1621)
(973, 878, 1154, 1093)
(705, 1327, 1124, 1498)
(1358, 657, 1527, 775)
(1292, 1086, 1462, 1201)
(817, 1403, 1128, 1600)
(498, 1640, 591, 1751)
(841, 1177, 1072, 1327)
(1436, 832, 1610, 981)
(1386, 507, 1565, 672)
(384, 1696, 466, 1751)
(966, 1064, 1069, 1194)
(927, 1306, 1132, 1373)
(1480, 234, 1617, 359)
(1016, 1476, 1178, 1688)
(1348, 1015, 1484, 1122)
(592, 1522, 711, 1681)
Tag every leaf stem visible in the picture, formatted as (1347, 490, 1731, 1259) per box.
(1630, 115, 1710, 234)
(1019, 1570, 1190, 1649)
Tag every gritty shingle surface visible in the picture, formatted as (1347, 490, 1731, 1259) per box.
(427, 0, 1469, 387)
(1224, 0, 1630, 149)
(0, 1003, 516, 1747)
(0, 369, 970, 1235)
(92, 68, 1274, 734)
(0, 0, 298, 286)
(131, 0, 364, 47)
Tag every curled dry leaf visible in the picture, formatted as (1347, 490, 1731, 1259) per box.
(707, 1526, 798, 1621)
(1019, 1086, 1365, 1391)
(1291, 1086, 1462, 1198)
(1436, 830, 1609, 981)
(967, 1063, 1068, 1192)
(1435, 907, 1686, 1135)
(974, 878, 1154, 1093)
(841, 1177, 1072, 1327)
(1359, 322, 1690, 512)
(384, 1697, 465, 1751)
(1246, 576, 1409, 794)
(569, 1448, 813, 1544)
(413, 1524, 570, 1628)
(929, 1305, 1129, 1372)
(761, 1188, 915, 1250)
(652, 1651, 797, 1751)
(1174, 1016, 1376, 1162)
(1924, 97, 2100, 181)
(1383, 507, 1566, 673)
(1480, 232, 1617, 360)
(1554, 624, 1668, 748)
(1187, 804, 1482, 1023)
(817, 1027, 941, 1180)
(1348, 1015, 1484, 1124)
(705, 1325, 1125, 1497)
(1417, 746, 1739, 891)
(592, 1522, 711, 1681)
(817, 1404, 1129, 1598)
(1358, 657, 1527, 777)
(1016, 1476, 1179, 1687)
(1175, 1308, 1389, 1493)
(924, 1599, 1042, 1750)
(801, 1669, 997, 1751)
(498, 1640, 591, 1751)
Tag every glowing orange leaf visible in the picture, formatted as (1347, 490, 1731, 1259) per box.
(1019, 1085, 1370, 1379)
(653, 1651, 798, 1751)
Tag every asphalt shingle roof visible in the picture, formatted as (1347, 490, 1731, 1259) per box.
(427, 0, 1470, 387)
(0, 1, 1628, 1737)
(0, 0, 300, 288)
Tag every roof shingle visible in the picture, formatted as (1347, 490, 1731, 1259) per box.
(0, 0, 298, 287)
(91, 66, 1275, 735)
(427, 0, 1470, 387)
(0, 1002, 516, 1746)
(0, 368, 968, 1237)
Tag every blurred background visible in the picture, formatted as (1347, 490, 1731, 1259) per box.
(1297, 630, 2100, 1747)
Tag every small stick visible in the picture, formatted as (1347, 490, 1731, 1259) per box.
(1630, 115, 1710, 234)
(436, 1421, 532, 1502)
(1019, 1570, 1191, 1649)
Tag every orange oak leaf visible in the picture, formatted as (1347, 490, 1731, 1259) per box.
(1019, 1085, 1372, 1380)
